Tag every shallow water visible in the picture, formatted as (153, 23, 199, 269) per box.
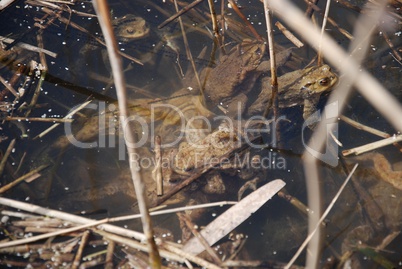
(0, 0, 401, 267)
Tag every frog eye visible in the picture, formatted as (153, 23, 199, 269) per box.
(126, 28, 135, 34)
(319, 78, 330, 86)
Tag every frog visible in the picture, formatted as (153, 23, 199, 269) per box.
(112, 15, 150, 42)
(173, 127, 240, 175)
(338, 153, 402, 268)
(160, 120, 265, 199)
(203, 40, 269, 114)
(160, 124, 240, 193)
(75, 14, 150, 78)
(247, 64, 338, 121)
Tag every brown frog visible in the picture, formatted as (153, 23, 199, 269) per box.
(76, 14, 150, 76)
(203, 40, 268, 113)
(112, 15, 150, 42)
(338, 153, 402, 268)
(248, 64, 338, 120)
(173, 127, 240, 175)
(161, 122, 260, 196)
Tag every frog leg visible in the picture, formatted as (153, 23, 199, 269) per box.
(303, 95, 321, 129)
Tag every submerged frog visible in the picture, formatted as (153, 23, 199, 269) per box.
(337, 153, 402, 267)
(248, 64, 338, 121)
(201, 40, 338, 122)
(203, 40, 268, 111)
(112, 15, 150, 42)
(76, 14, 150, 75)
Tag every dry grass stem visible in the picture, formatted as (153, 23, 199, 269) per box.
(178, 213, 222, 264)
(0, 197, 146, 242)
(36, 33, 47, 69)
(33, 100, 91, 140)
(317, 0, 332, 65)
(162, 242, 221, 269)
(0, 138, 16, 178)
(382, 31, 402, 62)
(25, 61, 46, 117)
(0, 36, 57, 57)
(302, 0, 353, 40)
(91, 1, 160, 266)
(342, 134, 402, 156)
(207, 0, 221, 46)
(173, 0, 203, 97)
(71, 230, 90, 269)
(110, 201, 237, 223)
(0, 164, 48, 194)
(263, 1, 281, 142)
(0, 75, 18, 97)
(153, 135, 163, 196)
(1, 210, 38, 219)
(3, 116, 73, 123)
(228, 0, 263, 42)
(95, 230, 185, 263)
(275, 22, 304, 48)
(104, 240, 115, 269)
(375, 231, 400, 252)
(278, 190, 312, 216)
(0, 199, 236, 250)
(0, 218, 106, 249)
(340, 115, 390, 138)
(0, 0, 15, 10)
(158, 0, 204, 29)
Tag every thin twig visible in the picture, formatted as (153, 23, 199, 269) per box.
(104, 240, 115, 269)
(381, 31, 402, 62)
(275, 22, 304, 48)
(91, 1, 160, 267)
(178, 213, 222, 264)
(3, 117, 73, 123)
(0, 75, 19, 97)
(158, 0, 205, 29)
(302, 0, 353, 40)
(207, 0, 221, 47)
(340, 115, 390, 138)
(72, 230, 90, 269)
(25, 61, 46, 117)
(342, 134, 402, 156)
(95, 230, 185, 264)
(0, 36, 57, 58)
(0, 197, 146, 244)
(162, 242, 222, 269)
(228, 0, 263, 42)
(317, 0, 332, 65)
(262, 1, 280, 145)
(0, 139, 16, 178)
(173, 0, 204, 101)
(153, 135, 163, 196)
(33, 100, 91, 140)
(0, 164, 49, 194)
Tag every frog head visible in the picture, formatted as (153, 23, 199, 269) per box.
(299, 64, 338, 98)
(114, 15, 150, 42)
